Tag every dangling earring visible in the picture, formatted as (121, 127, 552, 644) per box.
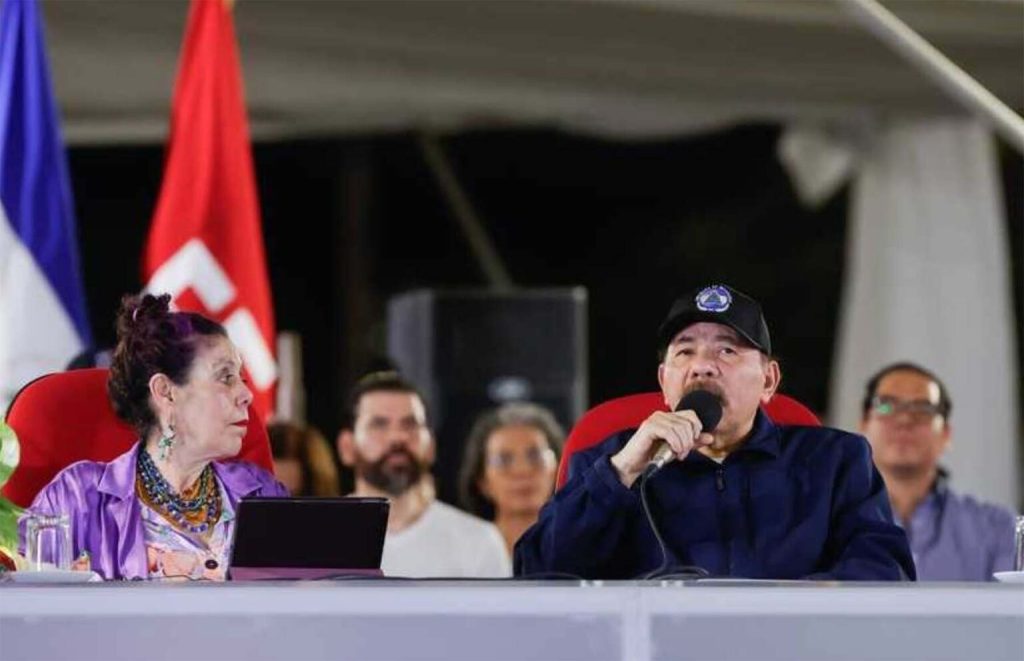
(158, 423, 175, 461)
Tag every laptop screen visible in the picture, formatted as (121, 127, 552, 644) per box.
(229, 497, 389, 578)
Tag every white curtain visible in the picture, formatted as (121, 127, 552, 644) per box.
(828, 119, 1020, 510)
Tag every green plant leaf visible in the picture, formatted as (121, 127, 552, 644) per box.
(0, 499, 22, 552)
(0, 420, 19, 488)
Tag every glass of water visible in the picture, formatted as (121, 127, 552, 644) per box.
(1014, 515, 1024, 572)
(24, 512, 71, 571)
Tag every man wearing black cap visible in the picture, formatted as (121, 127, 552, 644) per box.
(515, 284, 915, 580)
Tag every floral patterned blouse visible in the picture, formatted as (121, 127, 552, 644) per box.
(139, 478, 235, 581)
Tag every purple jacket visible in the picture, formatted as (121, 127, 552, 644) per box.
(18, 442, 288, 580)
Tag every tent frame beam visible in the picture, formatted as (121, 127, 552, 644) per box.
(839, 0, 1024, 153)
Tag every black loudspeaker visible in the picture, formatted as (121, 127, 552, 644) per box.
(387, 288, 588, 506)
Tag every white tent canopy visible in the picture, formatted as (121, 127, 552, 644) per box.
(38, 0, 1023, 508)
(42, 0, 1024, 143)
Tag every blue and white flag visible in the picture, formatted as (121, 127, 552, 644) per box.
(0, 0, 91, 408)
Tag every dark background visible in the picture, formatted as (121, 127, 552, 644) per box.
(68, 124, 1023, 472)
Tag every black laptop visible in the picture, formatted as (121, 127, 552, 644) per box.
(228, 497, 389, 580)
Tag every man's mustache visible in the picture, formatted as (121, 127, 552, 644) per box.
(381, 447, 416, 464)
(683, 381, 727, 406)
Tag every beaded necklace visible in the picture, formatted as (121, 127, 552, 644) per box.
(136, 447, 222, 536)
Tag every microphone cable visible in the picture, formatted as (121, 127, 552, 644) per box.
(637, 467, 709, 581)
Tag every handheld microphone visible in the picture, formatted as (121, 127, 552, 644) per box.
(645, 389, 723, 476)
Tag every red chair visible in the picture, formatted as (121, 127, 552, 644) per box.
(2, 368, 274, 508)
(557, 392, 821, 488)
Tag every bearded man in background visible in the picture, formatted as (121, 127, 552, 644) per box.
(338, 372, 510, 577)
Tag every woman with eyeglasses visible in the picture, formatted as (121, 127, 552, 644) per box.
(458, 403, 564, 557)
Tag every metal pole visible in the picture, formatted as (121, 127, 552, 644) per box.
(839, 0, 1024, 153)
(418, 132, 514, 290)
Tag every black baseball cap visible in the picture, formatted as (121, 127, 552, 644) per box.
(657, 284, 772, 355)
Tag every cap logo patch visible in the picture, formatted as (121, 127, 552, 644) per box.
(695, 285, 732, 312)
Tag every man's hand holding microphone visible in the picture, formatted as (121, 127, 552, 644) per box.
(609, 390, 723, 487)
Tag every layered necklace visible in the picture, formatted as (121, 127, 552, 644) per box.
(136, 446, 222, 536)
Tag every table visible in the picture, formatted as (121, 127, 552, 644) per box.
(1, 581, 1022, 660)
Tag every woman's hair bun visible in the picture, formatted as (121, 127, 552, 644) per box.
(115, 293, 172, 343)
(107, 293, 224, 435)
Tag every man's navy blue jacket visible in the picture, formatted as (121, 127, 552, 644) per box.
(515, 411, 916, 580)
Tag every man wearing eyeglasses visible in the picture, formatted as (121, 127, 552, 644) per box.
(860, 362, 1018, 581)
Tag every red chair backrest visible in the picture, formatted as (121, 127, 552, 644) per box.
(557, 392, 821, 488)
(1, 368, 274, 508)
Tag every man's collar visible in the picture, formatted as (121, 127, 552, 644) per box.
(682, 408, 780, 464)
(931, 466, 951, 496)
(731, 408, 781, 458)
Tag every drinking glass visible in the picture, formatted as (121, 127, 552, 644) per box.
(1014, 515, 1024, 572)
(24, 512, 71, 571)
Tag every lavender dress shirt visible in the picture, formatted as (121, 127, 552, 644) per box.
(18, 442, 288, 580)
(902, 472, 1017, 581)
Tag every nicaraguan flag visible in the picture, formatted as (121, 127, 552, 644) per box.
(0, 0, 91, 408)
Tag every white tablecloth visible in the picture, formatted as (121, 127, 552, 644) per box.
(1, 581, 1022, 660)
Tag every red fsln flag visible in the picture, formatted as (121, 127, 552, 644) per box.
(143, 0, 276, 415)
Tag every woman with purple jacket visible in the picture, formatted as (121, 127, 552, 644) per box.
(19, 294, 287, 580)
